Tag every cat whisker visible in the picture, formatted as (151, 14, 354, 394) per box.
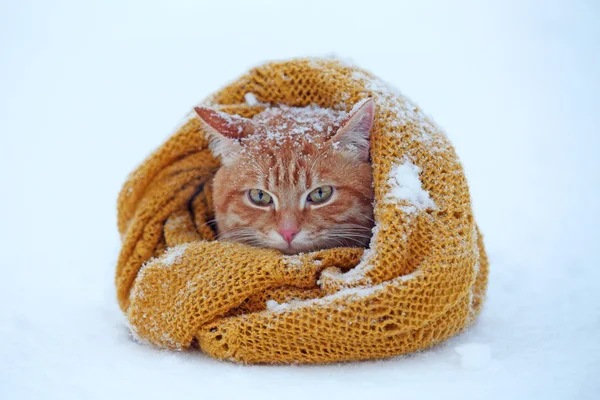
(316, 232, 370, 247)
(356, 213, 376, 224)
(328, 230, 372, 238)
(308, 149, 332, 179)
(195, 218, 217, 231)
(217, 227, 256, 240)
(327, 236, 369, 245)
(333, 232, 371, 238)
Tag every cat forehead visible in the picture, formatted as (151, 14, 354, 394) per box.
(230, 146, 334, 186)
(238, 131, 329, 155)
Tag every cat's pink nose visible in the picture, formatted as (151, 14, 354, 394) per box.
(278, 228, 299, 244)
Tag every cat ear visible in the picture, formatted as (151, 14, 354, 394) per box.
(330, 98, 375, 162)
(194, 106, 254, 165)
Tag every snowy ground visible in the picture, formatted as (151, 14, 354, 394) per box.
(1, 1, 599, 399)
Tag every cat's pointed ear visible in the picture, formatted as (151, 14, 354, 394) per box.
(194, 106, 254, 165)
(330, 98, 375, 162)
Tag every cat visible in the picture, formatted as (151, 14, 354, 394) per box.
(194, 98, 375, 254)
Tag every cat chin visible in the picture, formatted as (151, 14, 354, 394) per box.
(264, 240, 314, 255)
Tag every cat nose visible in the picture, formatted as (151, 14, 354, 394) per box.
(278, 228, 299, 244)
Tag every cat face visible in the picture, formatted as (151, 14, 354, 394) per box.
(195, 99, 375, 254)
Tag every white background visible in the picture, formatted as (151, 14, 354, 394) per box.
(1, 1, 598, 399)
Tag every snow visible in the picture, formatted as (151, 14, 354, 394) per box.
(244, 92, 260, 106)
(154, 243, 189, 267)
(454, 343, 492, 370)
(270, 283, 387, 314)
(387, 160, 436, 213)
(243, 92, 272, 107)
(282, 254, 307, 268)
(243, 92, 270, 107)
(265, 299, 283, 310)
(242, 104, 347, 147)
(1, 1, 599, 400)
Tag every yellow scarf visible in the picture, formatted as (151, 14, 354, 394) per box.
(116, 58, 488, 364)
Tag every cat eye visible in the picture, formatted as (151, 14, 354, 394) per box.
(307, 186, 333, 204)
(248, 189, 273, 206)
